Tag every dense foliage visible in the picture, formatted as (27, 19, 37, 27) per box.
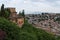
(0, 18, 20, 40)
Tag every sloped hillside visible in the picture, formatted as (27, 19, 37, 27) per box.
(20, 20, 56, 40)
(0, 18, 57, 40)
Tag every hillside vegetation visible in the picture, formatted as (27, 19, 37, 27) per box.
(0, 17, 57, 40)
(21, 20, 56, 40)
(0, 18, 20, 40)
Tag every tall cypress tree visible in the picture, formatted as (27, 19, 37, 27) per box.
(22, 10, 25, 17)
(0, 4, 10, 19)
(1, 4, 5, 17)
(22, 10, 25, 23)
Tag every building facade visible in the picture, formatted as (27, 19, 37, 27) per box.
(5, 8, 24, 27)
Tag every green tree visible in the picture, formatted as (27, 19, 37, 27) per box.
(0, 4, 5, 17)
(19, 11, 22, 16)
(22, 10, 25, 17)
(0, 4, 10, 19)
(5, 8, 11, 19)
(4, 10, 10, 19)
(22, 10, 25, 23)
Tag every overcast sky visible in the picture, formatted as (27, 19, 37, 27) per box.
(0, 0, 60, 13)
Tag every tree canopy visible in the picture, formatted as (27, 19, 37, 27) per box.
(0, 4, 10, 19)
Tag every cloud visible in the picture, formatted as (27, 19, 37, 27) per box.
(0, 0, 60, 14)
(23, 0, 60, 13)
(30, 0, 46, 2)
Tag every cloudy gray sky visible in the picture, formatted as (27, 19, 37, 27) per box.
(0, 0, 60, 13)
